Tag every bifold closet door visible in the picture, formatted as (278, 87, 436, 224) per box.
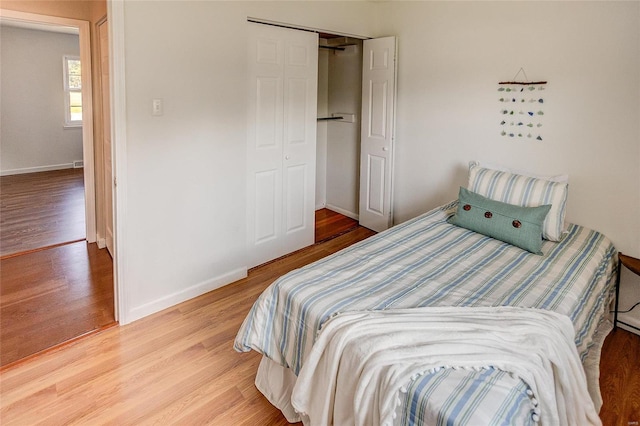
(359, 36, 397, 233)
(246, 23, 318, 268)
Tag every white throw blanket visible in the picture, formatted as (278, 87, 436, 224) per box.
(291, 307, 601, 426)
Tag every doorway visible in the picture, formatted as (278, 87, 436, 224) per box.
(315, 35, 363, 236)
(0, 9, 97, 244)
(0, 21, 86, 255)
(246, 20, 396, 268)
(0, 9, 115, 368)
(316, 33, 398, 235)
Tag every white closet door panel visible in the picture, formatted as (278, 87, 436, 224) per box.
(368, 80, 388, 139)
(257, 38, 280, 64)
(288, 43, 309, 66)
(286, 78, 308, 145)
(365, 154, 385, 215)
(255, 77, 282, 149)
(359, 36, 396, 233)
(254, 169, 280, 244)
(282, 33, 317, 255)
(284, 164, 307, 233)
(247, 23, 317, 268)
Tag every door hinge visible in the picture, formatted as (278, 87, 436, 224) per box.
(114, 177, 117, 187)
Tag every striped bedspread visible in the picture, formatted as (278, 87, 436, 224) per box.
(234, 201, 616, 425)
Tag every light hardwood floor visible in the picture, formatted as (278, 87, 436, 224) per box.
(0, 241, 115, 367)
(0, 169, 86, 257)
(1, 169, 114, 368)
(315, 208, 358, 243)
(1, 226, 638, 425)
(0, 207, 347, 369)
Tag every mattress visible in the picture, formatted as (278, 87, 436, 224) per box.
(235, 201, 616, 425)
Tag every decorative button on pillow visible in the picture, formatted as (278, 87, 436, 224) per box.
(449, 187, 551, 254)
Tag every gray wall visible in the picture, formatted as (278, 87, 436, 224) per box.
(0, 25, 82, 175)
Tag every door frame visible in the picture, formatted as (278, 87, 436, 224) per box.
(0, 9, 96, 243)
(0, 7, 124, 323)
(96, 15, 114, 257)
(108, 0, 127, 323)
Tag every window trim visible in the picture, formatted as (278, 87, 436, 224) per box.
(63, 54, 82, 128)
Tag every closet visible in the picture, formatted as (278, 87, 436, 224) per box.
(246, 21, 396, 268)
(315, 36, 363, 221)
(317, 34, 397, 233)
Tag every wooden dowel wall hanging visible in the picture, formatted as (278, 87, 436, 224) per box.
(498, 68, 547, 141)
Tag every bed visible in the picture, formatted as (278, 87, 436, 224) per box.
(234, 164, 617, 426)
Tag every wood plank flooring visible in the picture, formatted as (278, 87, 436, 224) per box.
(0, 207, 348, 370)
(0, 226, 375, 425)
(315, 208, 358, 243)
(0, 225, 638, 425)
(600, 328, 640, 425)
(0, 241, 114, 367)
(0, 169, 85, 257)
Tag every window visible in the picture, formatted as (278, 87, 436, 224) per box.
(63, 55, 82, 126)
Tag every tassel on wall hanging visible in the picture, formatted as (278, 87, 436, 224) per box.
(498, 68, 547, 141)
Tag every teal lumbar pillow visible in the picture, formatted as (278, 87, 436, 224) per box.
(449, 187, 551, 254)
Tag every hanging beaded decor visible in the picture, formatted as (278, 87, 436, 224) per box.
(498, 68, 547, 141)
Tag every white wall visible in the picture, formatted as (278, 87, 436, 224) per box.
(118, 1, 376, 323)
(376, 1, 640, 328)
(116, 1, 639, 328)
(0, 25, 82, 174)
(325, 41, 363, 218)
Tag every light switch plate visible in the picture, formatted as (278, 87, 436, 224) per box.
(152, 99, 163, 116)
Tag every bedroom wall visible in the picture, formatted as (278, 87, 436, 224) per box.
(375, 1, 640, 329)
(0, 25, 83, 174)
(114, 0, 639, 329)
(117, 1, 376, 323)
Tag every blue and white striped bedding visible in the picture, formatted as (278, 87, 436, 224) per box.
(235, 201, 616, 425)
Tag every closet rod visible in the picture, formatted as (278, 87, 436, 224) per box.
(247, 17, 369, 41)
(317, 116, 344, 121)
(498, 81, 547, 85)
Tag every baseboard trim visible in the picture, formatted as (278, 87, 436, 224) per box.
(96, 237, 107, 249)
(0, 238, 86, 261)
(325, 203, 358, 221)
(1, 163, 74, 176)
(127, 267, 248, 323)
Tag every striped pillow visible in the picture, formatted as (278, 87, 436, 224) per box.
(468, 164, 568, 242)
